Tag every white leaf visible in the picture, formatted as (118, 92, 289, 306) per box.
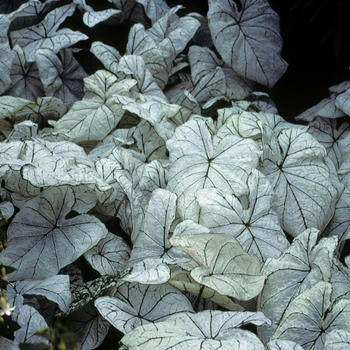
(74, 0, 123, 27)
(208, 0, 287, 87)
(324, 329, 350, 349)
(12, 275, 71, 313)
(119, 310, 270, 349)
(0, 15, 15, 94)
(14, 305, 48, 344)
(90, 41, 121, 74)
(260, 128, 340, 236)
(273, 282, 350, 350)
(170, 233, 266, 300)
(135, 0, 171, 24)
(124, 258, 170, 284)
(126, 23, 169, 89)
(129, 189, 178, 264)
(0, 186, 108, 280)
(267, 339, 304, 350)
(10, 4, 88, 62)
(257, 228, 337, 343)
(166, 119, 261, 221)
(295, 94, 346, 122)
(197, 170, 289, 262)
(5, 45, 44, 101)
(118, 55, 166, 99)
(84, 232, 130, 275)
(64, 303, 110, 350)
(50, 70, 134, 142)
(35, 48, 87, 105)
(95, 282, 194, 334)
(308, 117, 350, 170)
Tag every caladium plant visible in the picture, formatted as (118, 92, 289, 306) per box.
(0, 0, 350, 349)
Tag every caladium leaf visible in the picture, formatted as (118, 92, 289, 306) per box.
(14, 305, 49, 344)
(95, 282, 194, 334)
(0, 337, 20, 350)
(119, 310, 270, 349)
(169, 269, 245, 312)
(50, 70, 136, 142)
(307, 117, 350, 170)
(129, 188, 178, 265)
(10, 4, 88, 62)
(110, 0, 148, 26)
(208, 0, 287, 87)
(126, 23, 169, 89)
(0, 15, 15, 94)
(124, 258, 170, 284)
(64, 302, 110, 350)
(272, 282, 350, 349)
(295, 94, 346, 122)
(170, 233, 266, 300)
(324, 329, 350, 349)
(10, 275, 71, 313)
(90, 41, 121, 74)
(257, 228, 338, 343)
(166, 119, 261, 221)
(331, 256, 350, 303)
(267, 339, 304, 350)
(0, 186, 108, 280)
(73, 0, 123, 27)
(118, 54, 166, 99)
(260, 127, 341, 236)
(35, 48, 88, 105)
(135, 0, 171, 24)
(146, 5, 200, 64)
(5, 45, 44, 101)
(197, 170, 289, 263)
(84, 232, 130, 275)
(188, 45, 251, 101)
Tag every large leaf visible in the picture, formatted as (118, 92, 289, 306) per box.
(119, 310, 270, 349)
(260, 128, 341, 236)
(166, 119, 261, 221)
(196, 169, 289, 263)
(10, 3, 88, 62)
(95, 282, 194, 334)
(170, 233, 266, 301)
(0, 186, 108, 280)
(272, 282, 350, 350)
(35, 48, 88, 105)
(208, 0, 287, 87)
(257, 228, 338, 343)
(0, 15, 15, 94)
